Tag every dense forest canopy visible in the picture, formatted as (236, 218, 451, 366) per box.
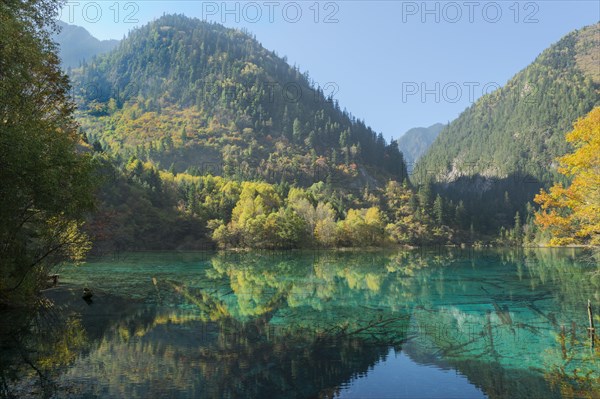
(54, 17, 599, 251)
(72, 14, 408, 189)
(0, 0, 95, 305)
(56, 14, 468, 252)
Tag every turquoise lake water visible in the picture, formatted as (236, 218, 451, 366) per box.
(1, 248, 598, 398)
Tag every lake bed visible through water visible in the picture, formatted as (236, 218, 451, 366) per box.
(1, 248, 598, 398)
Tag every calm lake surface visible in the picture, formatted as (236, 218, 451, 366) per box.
(1, 248, 598, 398)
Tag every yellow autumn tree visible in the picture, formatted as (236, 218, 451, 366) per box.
(534, 107, 600, 246)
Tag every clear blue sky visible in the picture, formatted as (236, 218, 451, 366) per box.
(58, 1, 599, 140)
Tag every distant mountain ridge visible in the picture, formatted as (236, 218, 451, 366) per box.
(53, 21, 119, 68)
(397, 123, 444, 166)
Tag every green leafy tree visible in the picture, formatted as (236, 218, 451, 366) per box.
(454, 200, 467, 230)
(314, 203, 338, 247)
(292, 118, 303, 143)
(512, 211, 522, 244)
(418, 181, 433, 215)
(338, 207, 386, 247)
(0, 0, 95, 304)
(433, 194, 444, 225)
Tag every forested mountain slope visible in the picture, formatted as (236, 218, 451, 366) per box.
(71, 14, 407, 191)
(417, 23, 599, 185)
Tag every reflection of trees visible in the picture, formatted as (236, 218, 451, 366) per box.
(402, 248, 599, 398)
(542, 323, 600, 398)
(408, 303, 598, 399)
(2, 248, 598, 398)
(153, 248, 598, 398)
(0, 304, 88, 398)
(206, 250, 455, 319)
(49, 252, 417, 398)
(520, 248, 599, 312)
(56, 307, 397, 399)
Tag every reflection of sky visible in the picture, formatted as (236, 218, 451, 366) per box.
(335, 349, 485, 399)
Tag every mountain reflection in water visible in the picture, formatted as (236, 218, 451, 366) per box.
(1, 248, 598, 398)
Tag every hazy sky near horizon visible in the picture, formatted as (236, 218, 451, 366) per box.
(58, 1, 599, 140)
